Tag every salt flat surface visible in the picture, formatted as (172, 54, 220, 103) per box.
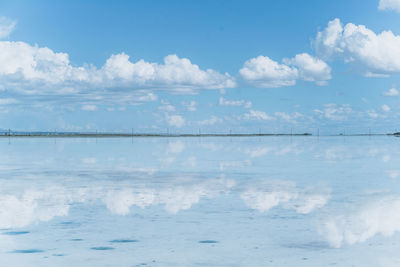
(0, 136, 399, 266)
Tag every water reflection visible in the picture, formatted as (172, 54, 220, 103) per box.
(0, 136, 400, 266)
(320, 193, 400, 248)
(0, 176, 235, 228)
(240, 180, 330, 214)
(103, 177, 235, 215)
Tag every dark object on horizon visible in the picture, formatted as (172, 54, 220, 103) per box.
(0, 131, 313, 137)
(394, 132, 400, 136)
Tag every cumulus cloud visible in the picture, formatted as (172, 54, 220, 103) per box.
(383, 88, 399, 96)
(274, 111, 304, 123)
(158, 99, 176, 112)
(198, 115, 223, 126)
(241, 181, 330, 214)
(320, 194, 400, 248)
(382, 104, 391, 112)
(240, 56, 298, 87)
(314, 104, 352, 121)
(81, 104, 97, 111)
(239, 53, 331, 88)
(283, 53, 331, 85)
(0, 17, 16, 39)
(243, 110, 274, 121)
(379, 0, 400, 12)
(367, 110, 379, 118)
(165, 114, 185, 128)
(181, 100, 197, 111)
(0, 40, 236, 106)
(316, 18, 400, 75)
(101, 53, 236, 91)
(219, 97, 252, 108)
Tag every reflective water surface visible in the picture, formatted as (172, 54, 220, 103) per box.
(1, 136, 400, 266)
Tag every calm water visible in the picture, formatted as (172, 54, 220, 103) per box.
(0, 136, 400, 266)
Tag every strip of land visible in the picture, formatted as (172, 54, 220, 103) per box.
(0, 132, 313, 138)
(0, 132, 398, 138)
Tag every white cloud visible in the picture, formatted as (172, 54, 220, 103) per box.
(387, 170, 400, 179)
(239, 53, 331, 88)
(243, 110, 274, 121)
(314, 104, 352, 120)
(367, 110, 379, 118)
(0, 17, 16, 39)
(198, 115, 223, 126)
(0, 98, 18, 105)
(283, 53, 331, 85)
(241, 181, 330, 214)
(364, 72, 389, 78)
(316, 18, 400, 75)
(274, 111, 304, 123)
(219, 97, 252, 108)
(158, 105, 175, 112)
(379, 0, 400, 12)
(320, 194, 400, 248)
(0, 41, 236, 105)
(101, 53, 236, 91)
(81, 104, 97, 111)
(240, 55, 298, 88)
(274, 112, 291, 121)
(165, 114, 185, 128)
(158, 100, 175, 112)
(383, 88, 399, 96)
(382, 104, 391, 112)
(181, 100, 197, 111)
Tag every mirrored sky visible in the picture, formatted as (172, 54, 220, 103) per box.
(1, 136, 400, 266)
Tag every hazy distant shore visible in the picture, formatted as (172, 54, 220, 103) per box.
(0, 133, 313, 138)
(0, 132, 398, 138)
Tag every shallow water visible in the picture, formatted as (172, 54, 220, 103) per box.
(0, 136, 400, 266)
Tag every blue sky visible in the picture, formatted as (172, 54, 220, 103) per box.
(1, 0, 400, 134)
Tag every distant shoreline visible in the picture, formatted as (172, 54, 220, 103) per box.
(0, 133, 313, 138)
(0, 132, 398, 138)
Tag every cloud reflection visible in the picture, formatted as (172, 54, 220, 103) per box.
(320, 194, 400, 248)
(0, 177, 235, 228)
(241, 181, 330, 214)
(104, 177, 235, 214)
